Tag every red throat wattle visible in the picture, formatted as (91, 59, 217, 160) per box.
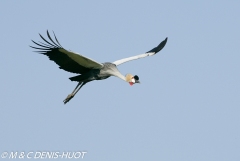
(129, 82, 134, 86)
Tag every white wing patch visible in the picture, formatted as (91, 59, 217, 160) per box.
(112, 37, 167, 66)
(113, 52, 155, 66)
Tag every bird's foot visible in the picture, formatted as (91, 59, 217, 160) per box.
(63, 94, 74, 104)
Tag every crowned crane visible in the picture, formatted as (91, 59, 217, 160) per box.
(30, 31, 167, 104)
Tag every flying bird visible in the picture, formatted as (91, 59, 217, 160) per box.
(30, 31, 167, 104)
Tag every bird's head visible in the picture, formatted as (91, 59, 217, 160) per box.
(125, 74, 140, 86)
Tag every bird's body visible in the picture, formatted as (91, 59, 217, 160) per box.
(69, 62, 119, 82)
(30, 31, 167, 104)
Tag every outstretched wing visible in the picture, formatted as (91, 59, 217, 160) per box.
(30, 30, 104, 74)
(113, 37, 168, 66)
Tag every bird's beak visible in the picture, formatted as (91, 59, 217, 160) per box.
(135, 80, 140, 84)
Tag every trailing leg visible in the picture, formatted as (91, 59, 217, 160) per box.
(63, 82, 81, 104)
(63, 82, 87, 104)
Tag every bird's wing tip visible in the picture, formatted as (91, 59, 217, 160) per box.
(160, 37, 168, 47)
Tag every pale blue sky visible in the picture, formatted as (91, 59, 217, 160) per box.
(1, 1, 240, 160)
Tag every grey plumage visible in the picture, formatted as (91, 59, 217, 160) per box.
(69, 63, 119, 82)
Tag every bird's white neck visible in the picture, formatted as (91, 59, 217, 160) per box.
(110, 70, 127, 82)
(113, 72, 127, 82)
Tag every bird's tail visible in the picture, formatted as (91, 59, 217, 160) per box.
(69, 75, 83, 82)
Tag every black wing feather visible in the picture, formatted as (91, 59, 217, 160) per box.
(38, 41, 55, 48)
(53, 31, 63, 48)
(30, 30, 91, 74)
(47, 30, 61, 48)
(39, 33, 57, 48)
(31, 40, 52, 49)
(147, 37, 168, 53)
(29, 46, 51, 51)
